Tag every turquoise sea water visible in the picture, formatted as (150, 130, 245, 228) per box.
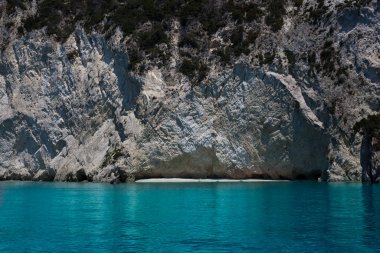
(0, 182, 379, 252)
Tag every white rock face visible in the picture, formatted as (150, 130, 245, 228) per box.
(0, 29, 141, 181)
(0, 1, 379, 182)
(129, 65, 329, 180)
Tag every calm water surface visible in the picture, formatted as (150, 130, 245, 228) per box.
(0, 181, 379, 252)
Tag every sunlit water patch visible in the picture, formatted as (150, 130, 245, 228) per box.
(0, 181, 379, 252)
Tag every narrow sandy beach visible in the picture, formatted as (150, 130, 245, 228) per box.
(135, 178, 288, 183)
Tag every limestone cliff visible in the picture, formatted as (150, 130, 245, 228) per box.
(0, 0, 379, 182)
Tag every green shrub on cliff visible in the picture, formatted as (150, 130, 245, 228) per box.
(354, 114, 380, 152)
(5, 0, 27, 14)
(293, 0, 304, 7)
(265, 0, 286, 31)
(354, 114, 380, 138)
(179, 57, 208, 83)
(8, 0, 293, 84)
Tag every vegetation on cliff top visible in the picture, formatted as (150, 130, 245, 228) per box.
(4, 0, 372, 84)
(6, 0, 296, 83)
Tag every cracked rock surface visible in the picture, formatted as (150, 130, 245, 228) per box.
(1, 0, 380, 182)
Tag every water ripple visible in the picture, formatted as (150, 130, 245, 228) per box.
(0, 182, 379, 252)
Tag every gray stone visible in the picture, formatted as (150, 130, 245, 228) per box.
(0, 1, 379, 182)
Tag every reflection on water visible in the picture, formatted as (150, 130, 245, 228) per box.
(361, 185, 379, 249)
(0, 182, 378, 252)
(0, 184, 3, 206)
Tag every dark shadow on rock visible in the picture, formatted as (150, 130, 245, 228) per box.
(360, 134, 380, 183)
(289, 110, 330, 180)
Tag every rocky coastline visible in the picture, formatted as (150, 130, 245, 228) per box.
(1, 0, 380, 183)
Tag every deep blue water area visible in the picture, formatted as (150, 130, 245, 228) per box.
(0, 181, 379, 252)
